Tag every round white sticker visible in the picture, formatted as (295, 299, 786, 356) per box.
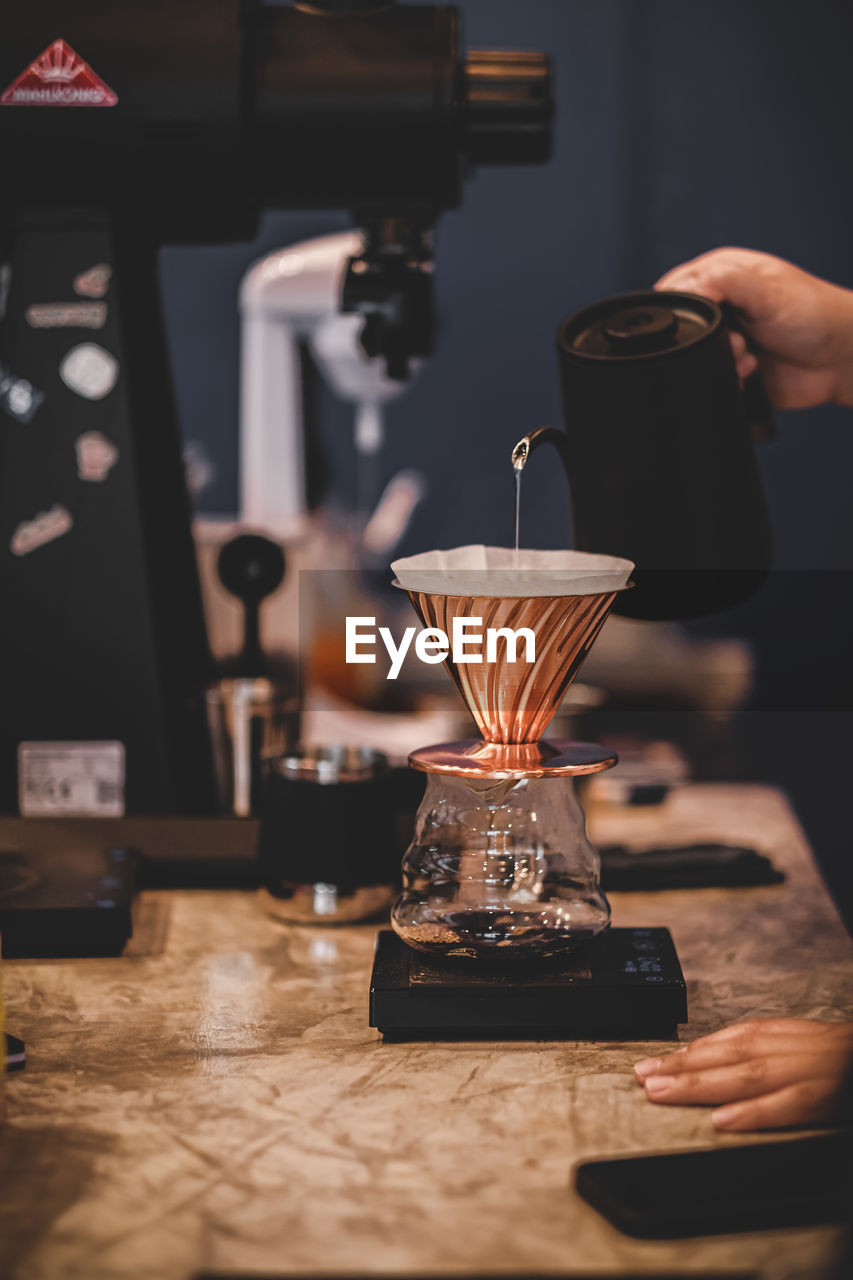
(60, 343, 118, 400)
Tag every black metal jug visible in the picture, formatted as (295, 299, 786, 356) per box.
(553, 290, 773, 619)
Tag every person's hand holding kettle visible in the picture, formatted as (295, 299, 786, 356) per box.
(656, 246, 853, 410)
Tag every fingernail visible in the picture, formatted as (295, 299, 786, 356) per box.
(644, 1075, 674, 1097)
(633, 1057, 663, 1080)
(712, 1105, 739, 1129)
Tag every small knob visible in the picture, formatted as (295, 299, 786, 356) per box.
(602, 305, 679, 354)
(217, 535, 285, 606)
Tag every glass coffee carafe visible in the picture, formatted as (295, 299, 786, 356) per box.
(393, 768, 611, 959)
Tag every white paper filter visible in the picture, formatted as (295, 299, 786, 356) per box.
(391, 546, 634, 598)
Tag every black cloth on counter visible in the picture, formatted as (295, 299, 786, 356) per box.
(599, 843, 784, 892)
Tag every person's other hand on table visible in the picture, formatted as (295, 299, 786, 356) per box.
(656, 247, 853, 410)
(633, 1018, 853, 1131)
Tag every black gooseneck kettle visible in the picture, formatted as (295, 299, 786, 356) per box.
(524, 291, 774, 620)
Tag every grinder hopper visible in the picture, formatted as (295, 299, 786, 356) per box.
(389, 546, 633, 960)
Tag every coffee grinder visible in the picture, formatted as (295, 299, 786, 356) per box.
(0, 0, 552, 818)
(0, 0, 552, 959)
(369, 546, 687, 1040)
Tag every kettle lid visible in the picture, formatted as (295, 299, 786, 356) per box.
(559, 290, 721, 360)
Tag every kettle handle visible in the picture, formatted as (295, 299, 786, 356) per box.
(720, 303, 777, 442)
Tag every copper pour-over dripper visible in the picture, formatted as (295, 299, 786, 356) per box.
(410, 588, 615, 741)
(404, 585, 622, 778)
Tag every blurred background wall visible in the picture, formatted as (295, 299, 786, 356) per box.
(159, 0, 853, 912)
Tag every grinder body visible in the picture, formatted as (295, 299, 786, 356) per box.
(0, 1, 550, 239)
(0, 0, 552, 814)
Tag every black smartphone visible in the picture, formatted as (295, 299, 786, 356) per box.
(575, 1132, 851, 1238)
(4, 1032, 25, 1072)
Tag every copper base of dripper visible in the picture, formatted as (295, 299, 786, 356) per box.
(409, 738, 617, 780)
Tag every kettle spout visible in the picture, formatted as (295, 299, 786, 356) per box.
(511, 425, 571, 480)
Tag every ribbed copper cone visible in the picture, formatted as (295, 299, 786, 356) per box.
(406, 590, 617, 744)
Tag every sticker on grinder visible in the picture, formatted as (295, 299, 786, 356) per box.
(18, 741, 125, 817)
(60, 343, 118, 400)
(0, 363, 45, 423)
(76, 430, 118, 481)
(10, 504, 73, 556)
(74, 263, 111, 298)
(1, 39, 118, 108)
(27, 302, 106, 330)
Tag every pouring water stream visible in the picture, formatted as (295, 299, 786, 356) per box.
(511, 428, 573, 567)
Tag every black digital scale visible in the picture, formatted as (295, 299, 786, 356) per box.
(369, 927, 687, 1041)
(0, 845, 137, 958)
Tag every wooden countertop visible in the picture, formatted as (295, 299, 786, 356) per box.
(2, 784, 852, 1279)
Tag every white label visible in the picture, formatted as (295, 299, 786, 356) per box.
(19, 741, 125, 817)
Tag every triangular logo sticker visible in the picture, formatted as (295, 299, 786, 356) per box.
(1, 38, 118, 108)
